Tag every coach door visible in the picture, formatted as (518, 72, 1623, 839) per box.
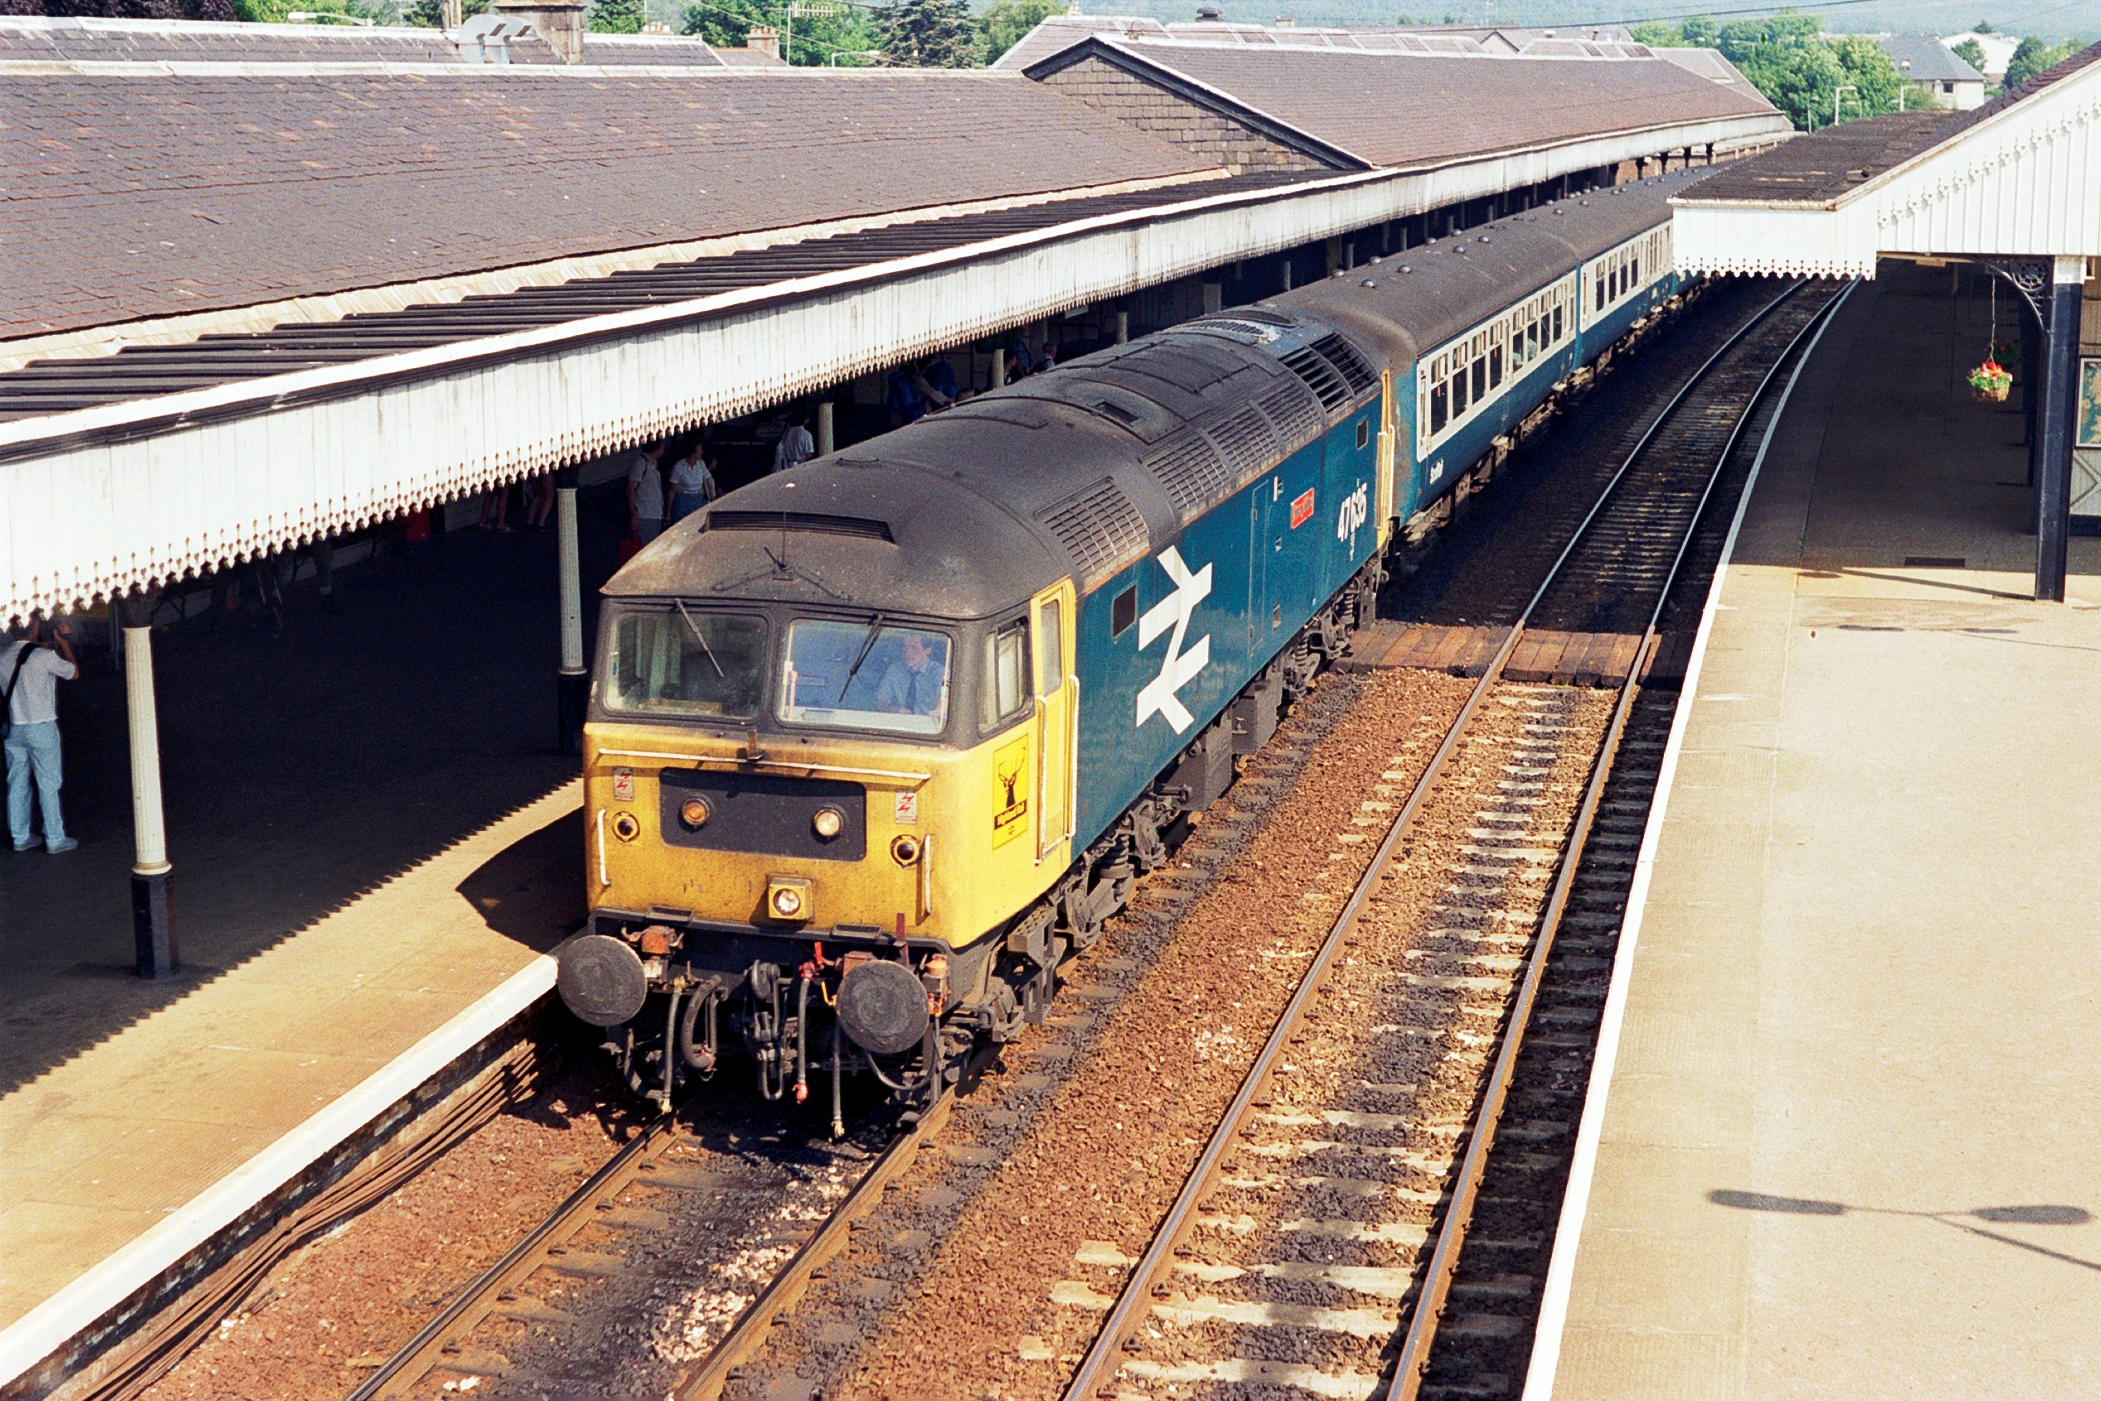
(1031, 580, 1077, 861)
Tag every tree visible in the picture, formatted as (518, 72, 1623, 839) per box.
(676, 0, 877, 63)
(405, 0, 485, 25)
(1971, 19, 1993, 32)
(1828, 34, 1902, 114)
(1950, 36, 1987, 72)
(589, 0, 641, 29)
(2002, 35, 2082, 89)
(1679, 14, 1717, 46)
(979, 0, 1062, 64)
(875, 0, 973, 66)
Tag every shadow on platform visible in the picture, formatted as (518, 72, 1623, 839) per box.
(0, 487, 629, 1097)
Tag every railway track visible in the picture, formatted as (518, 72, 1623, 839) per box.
(1054, 279, 1848, 1401)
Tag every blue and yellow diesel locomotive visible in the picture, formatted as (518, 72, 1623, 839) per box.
(555, 172, 1695, 1115)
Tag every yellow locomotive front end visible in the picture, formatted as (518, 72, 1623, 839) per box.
(558, 507, 1081, 1121)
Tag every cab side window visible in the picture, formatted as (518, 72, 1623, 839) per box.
(982, 618, 1029, 729)
(1036, 599, 1064, 697)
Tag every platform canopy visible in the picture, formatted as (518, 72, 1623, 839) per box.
(1671, 42, 2101, 603)
(1671, 44, 2101, 277)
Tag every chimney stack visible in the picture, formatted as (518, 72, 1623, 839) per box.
(746, 23, 781, 59)
(490, 0, 586, 61)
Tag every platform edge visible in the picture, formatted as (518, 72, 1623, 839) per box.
(0, 955, 559, 1393)
(1518, 281, 1856, 1401)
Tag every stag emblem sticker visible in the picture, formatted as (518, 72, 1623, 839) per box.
(1135, 546, 1212, 734)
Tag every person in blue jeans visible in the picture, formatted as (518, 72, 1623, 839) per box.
(3, 619, 79, 854)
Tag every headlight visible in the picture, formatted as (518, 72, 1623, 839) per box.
(771, 885, 804, 918)
(812, 806, 844, 840)
(680, 797, 711, 829)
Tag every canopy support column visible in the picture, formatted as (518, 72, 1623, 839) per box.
(2034, 256, 2087, 602)
(556, 467, 586, 754)
(816, 400, 835, 456)
(117, 592, 176, 979)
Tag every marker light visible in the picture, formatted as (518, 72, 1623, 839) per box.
(771, 886, 805, 918)
(812, 807, 844, 840)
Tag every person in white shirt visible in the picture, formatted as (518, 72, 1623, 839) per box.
(3, 620, 79, 854)
(772, 411, 816, 475)
(627, 442, 668, 546)
(667, 447, 718, 524)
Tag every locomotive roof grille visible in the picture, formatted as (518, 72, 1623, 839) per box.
(1203, 403, 1279, 484)
(706, 509, 895, 543)
(1308, 333, 1379, 395)
(1280, 345, 1353, 413)
(1035, 476, 1150, 585)
(1253, 377, 1323, 453)
(1145, 430, 1232, 516)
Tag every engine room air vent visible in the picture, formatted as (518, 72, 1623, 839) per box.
(1309, 333, 1379, 395)
(706, 510, 895, 543)
(1035, 477, 1149, 583)
(1201, 404, 1279, 486)
(1254, 377, 1323, 454)
(1281, 346, 1353, 414)
(1144, 429, 1231, 515)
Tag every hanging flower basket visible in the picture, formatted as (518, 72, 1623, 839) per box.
(1969, 360, 2012, 403)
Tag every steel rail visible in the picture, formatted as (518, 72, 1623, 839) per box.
(674, 1088, 954, 1400)
(1383, 278, 1854, 1401)
(347, 1114, 682, 1401)
(1060, 279, 1820, 1401)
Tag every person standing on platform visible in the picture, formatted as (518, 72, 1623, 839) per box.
(3, 620, 79, 854)
(667, 445, 718, 524)
(773, 411, 816, 474)
(628, 441, 668, 547)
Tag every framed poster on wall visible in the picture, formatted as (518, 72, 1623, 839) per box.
(2081, 358, 2101, 449)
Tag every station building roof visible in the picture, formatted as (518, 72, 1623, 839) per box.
(1024, 36, 1780, 173)
(0, 66, 1214, 342)
(1672, 41, 2101, 276)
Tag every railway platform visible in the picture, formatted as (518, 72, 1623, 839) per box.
(1527, 263, 2101, 1398)
(0, 512, 603, 1387)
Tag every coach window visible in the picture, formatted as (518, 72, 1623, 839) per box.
(1553, 302, 1564, 341)
(982, 617, 1029, 728)
(1451, 362, 1469, 416)
(1470, 348, 1486, 402)
(1488, 337, 1503, 390)
(1430, 377, 1449, 434)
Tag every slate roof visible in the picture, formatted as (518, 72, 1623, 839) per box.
(1876, 34, 1985, 85)
(0, 68, 1211, 339)
(1683, 39, 2101, 206)
(1031, 39, 1781, 171)
(1651, 46, 1769, 106)
(991, 15, 1486, 71)
(0, 13, 728, 67)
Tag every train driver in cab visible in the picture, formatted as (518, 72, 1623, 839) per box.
(876, 631, 946, 716)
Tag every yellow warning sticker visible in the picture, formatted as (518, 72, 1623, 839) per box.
(992, 736, 1030, 848)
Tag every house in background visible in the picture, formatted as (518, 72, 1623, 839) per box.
(1936, 28, 2017, 80)
(1879, 33, 1988, 108)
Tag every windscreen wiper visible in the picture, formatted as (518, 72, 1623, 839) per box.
(675, 599, 725, 678)
(838, 612, 885, 703)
